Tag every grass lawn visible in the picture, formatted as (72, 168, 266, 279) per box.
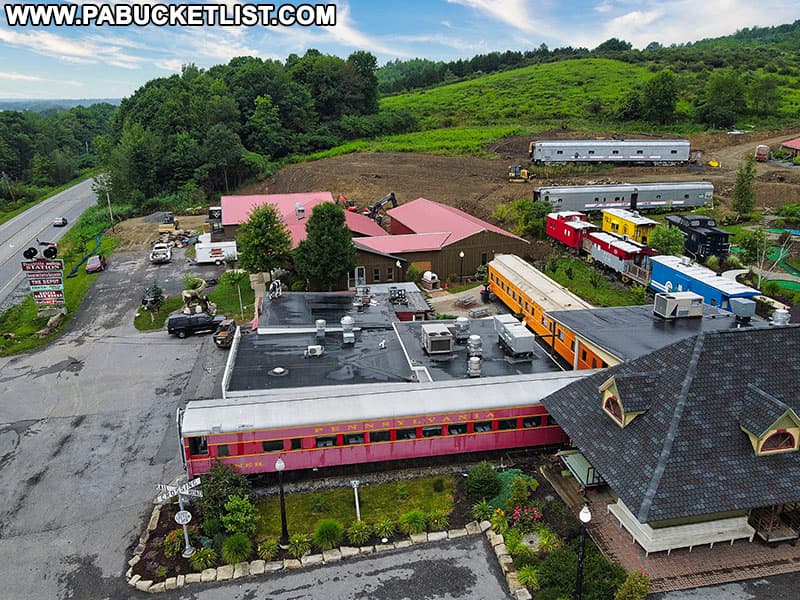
(546, 257, 644, 307)
(208, 272, 255, 321)
(133, 296, 184, 331)
(255, 475, 455, 539)
(447, 281, 483, 295)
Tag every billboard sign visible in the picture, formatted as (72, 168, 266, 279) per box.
(21, 259, 64, 272)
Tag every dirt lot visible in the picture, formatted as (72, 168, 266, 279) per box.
(237, 129, 800, 221)
(112, 214, 208, 250)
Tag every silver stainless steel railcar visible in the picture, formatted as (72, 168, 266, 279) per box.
(532, 181, 713, 212)
(529, 139, 690, 164)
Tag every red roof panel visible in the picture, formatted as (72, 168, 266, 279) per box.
(355, 233, 452, 254)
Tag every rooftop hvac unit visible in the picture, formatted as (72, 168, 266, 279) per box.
(771, 308, 790, 326)
(295, 203, 305, 220)
(653, 292, 704, 319)
(315, 319, 326, 341)
(467, 356, 481, 378)
(208, 206, 222, 220)
(730, 297, 756, 323)
(304, 345, 324, 358)
(421, 323, 454, 355)
(493, 315, 535, 358)
(467, 334, 483, 357)
(341, 316, 355, 345)
(454, 316, 470, 342)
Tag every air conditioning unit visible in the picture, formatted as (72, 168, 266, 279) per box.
(653, 292, 703, 319)
(421, 323, 454, 355)
(730, 298, 756, 323)
(305, 345, 324, 357)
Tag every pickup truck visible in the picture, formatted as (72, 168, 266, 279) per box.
(149, 243, 172, 264)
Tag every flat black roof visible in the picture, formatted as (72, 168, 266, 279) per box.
(395, 318, 564, 381)
(227, 328, 413, 392)
(259, 291, 398, 331)
(547, 304, 770, 362)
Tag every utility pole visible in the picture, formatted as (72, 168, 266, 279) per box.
(106, 190, 115, 233)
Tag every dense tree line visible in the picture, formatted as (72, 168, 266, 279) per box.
(102, 50, 416, 210)
(377, 20, 800, 95)
(0, 103, 116, 203)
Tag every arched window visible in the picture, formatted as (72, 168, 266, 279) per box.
(604, 396, 623, 424)
(762, 430, 795, 452)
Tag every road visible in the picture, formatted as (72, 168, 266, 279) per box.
(0, 178, 98, 312)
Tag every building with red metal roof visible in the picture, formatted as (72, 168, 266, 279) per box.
(780, 137, 800, 158)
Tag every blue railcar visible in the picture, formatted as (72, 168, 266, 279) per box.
(649, 255, 760, 311)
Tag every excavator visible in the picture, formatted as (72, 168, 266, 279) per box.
(507, 165, 533, 183)
(336, 193, 360, 212)
(364, 192, 398, 222)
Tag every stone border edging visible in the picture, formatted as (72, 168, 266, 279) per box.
(126, 505, 527, 597)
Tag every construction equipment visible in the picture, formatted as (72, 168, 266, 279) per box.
(336, 193, 360, 212)
(158, 212, 180, 233)
(507, 165, 532, 182)
(364, 192, 398, 222)
(755, 145, 770, 162)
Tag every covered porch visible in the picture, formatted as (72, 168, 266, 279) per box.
(750, 502, 800, 543)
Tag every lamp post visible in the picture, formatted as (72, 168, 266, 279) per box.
(575, 503, 592, 600)
(275, 457, 290, 547)
(459, 250, 465, 284)
(396, 260, 402, 282)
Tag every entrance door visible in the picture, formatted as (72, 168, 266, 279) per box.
(354, 266, 366, 287)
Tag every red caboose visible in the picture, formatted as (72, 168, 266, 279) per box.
(546, 211, 598, 251)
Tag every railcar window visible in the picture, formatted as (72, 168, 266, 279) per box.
(448, 423, 468, 435)
(498, 418, 518, 430)
(262, 440, 284, 453)
(474, 421, 493, 433)
(588, 150, 595, 155)
(684, 194, 690, 199)
(422, 426, 443, 438)
(523, 416, 542, 428)
(291, 438, 302, 450)
(217, 444, 230, 457)
(547, 415, 558, 426)
(612, 150, 620, 155)
(524, 301, 530, 312)
(344, 433, 365, 445)
(557, 330, 564, 342)
(571, 340, 576, 351)
(581, 349, 587, 361)
(316, 436, 337, 448)
(656, 194, 662, 199)
(592, 358, 598, 368)
(189, 437, 208, 455)
(671, 150, 678, 154)
(397, 428, 417, 440)
(370, 430, 391, 443)
(556, 150, 563, 155)
(636, 150, 643, 154)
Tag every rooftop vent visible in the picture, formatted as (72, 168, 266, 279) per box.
(454, 316, 470, 342)
(467, 356, 481, 378)
(268, 367, 289, 377)
(771, 308, 790, 326)
(295, 203, 305, 220)
(730, 297, 756, 323)
(467, 334, 483, 357)
(341, 315, 355, 345)
(315, 319, 326, 341)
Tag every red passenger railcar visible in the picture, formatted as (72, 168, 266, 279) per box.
(178, 373, 589, 477)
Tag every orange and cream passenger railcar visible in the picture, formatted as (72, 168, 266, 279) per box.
(487, 254, 609, 370)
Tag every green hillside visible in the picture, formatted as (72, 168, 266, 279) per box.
(381, 59, 652, 130)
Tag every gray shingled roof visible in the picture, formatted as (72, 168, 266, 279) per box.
(738, 385, 796, 437)
(543, 325, 800, 524)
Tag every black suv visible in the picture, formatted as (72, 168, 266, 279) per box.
(167, 313, 226, 338)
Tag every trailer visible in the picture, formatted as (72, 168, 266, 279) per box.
(755, 145, 770, 162)
(533, 181, 713, 213)
(194, 233, 237, 265)
(529, 139, 690, 165)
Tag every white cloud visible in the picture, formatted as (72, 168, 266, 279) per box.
(594, 3, 613, 13)
(0, 71, 43, 81)
(0, 28, 142, 69)
(446, 0, 538, 34)
(321, 2, 406, 56)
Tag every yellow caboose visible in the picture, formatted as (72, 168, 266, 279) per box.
(601, 208, 657, 245)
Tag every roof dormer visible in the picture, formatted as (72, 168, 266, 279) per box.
(599, 376, 648, 428)
(738, 385, 800, 456)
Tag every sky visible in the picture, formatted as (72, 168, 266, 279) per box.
(0, 0, 798, 100)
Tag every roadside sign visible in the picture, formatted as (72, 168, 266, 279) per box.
(180, 488, 203, 498)
(174, 510, 192, 525)
(27, 276, 63, 286)
(33, 290, 64, 304)
(21, 259, 63, 272)
(154, 477, 201, 503)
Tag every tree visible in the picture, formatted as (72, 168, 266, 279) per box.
(594, 38, 632, 53)
(197, 461, 251, 521)
(649, 225, 686, 256)
(738, 229, 793, 288)
(294, 203, 356, 290)
(641, 70, 677, 124)
(732, 156, 756, 216)
(616, 90, 643, 121)
(698, 70, 747, 128)
(202, 124, 243, 193)
(236, 203, 292, 280)
(246, 95, 287, 159)
(748, 74, 781, 115)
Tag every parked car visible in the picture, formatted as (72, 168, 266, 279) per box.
(167, 313, 226, 339)
(52, 217, 68, 227)
(212, 318, 237, 348)
(149, 243, 172, 264)
(85, 254, 106, 273)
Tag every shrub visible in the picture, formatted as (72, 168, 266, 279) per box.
(162, 529, 184, 559)
(615, 569, 652, 600)
(517, 565, 540, 591)
(432, 478, 445, 493)
(490, 468, 525, 510)
(466, 461, 502, 502)
(290, 279, 306, 292)
(725, 254, 743, 269)
(537, 541, 626, 600)
(346, 520, 372, 546)
(373, 518, 396, 540)
(427, 510, 449, 531)
(533, 524, 563, 556)
(314, 519, 344, 551)
(221, 495, 258, 536)
(405, 264, 422, 283)
(189, 548, 218, 571)
(202, 517, 222, 537)
(183, 274, 204, 290)
(221, 533, 253, 564)
(197, 461, 251, 521)
(395, 483, 409, 500)
(310, 494, 329, 514)
(510, 506, 543, 532)
(155, 565, 168, 579)
(490, 508, 509, 534)
(288, 533, 312, 558)
(471, 499, 494, 521)
(505, 476, 539, 512)
(399, 509, 428, 535)
(704, 254, 720, 271)
(257, 538, 279, 561)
